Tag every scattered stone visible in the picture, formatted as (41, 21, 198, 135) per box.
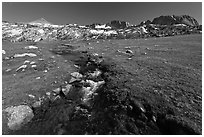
(88, 69, 102, 78)
(14, 53, 37, 58)
(38, 58, 44, 61)
(130, 99, 146, 114)
(5, 57, 9, 60)
(50, 56, 55, 59)
(31, 65, 37, 68)
(69, 77, 81, 84)
(126, 49, 134, 54)
(28, 94, 35, 99)
(32, 100, 42, 108)
(4, 105, 34, 130)
(5, 68, 12, 72)
(141, 52, 147, 55)
(152, 116, 157, 122)
(30, 61, 35, 65)
(62, 84, 72, 96)
(92, 53, 99, 56)
(54, 95, 61, 101)
(16, 65, 27, 71)
(53, 88, 61, 94)
(36, 77, 41, 79)
(24, 45, 38, 49)
(46, 92, 51, 96)
(74, 64, 80, 68)
(23, 60, 30, 64)
(125, 46, 131, 49)
(86, 80, 105, 94)
(70, 72, 83, 81)
(43, 70, 48, 73)
(2, 50, 6, 54)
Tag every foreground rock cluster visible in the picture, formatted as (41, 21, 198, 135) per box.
(2, 15, 201, 42)
(3, 53, 106, 133)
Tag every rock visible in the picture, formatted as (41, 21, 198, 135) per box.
(81, 87, 92, 102)
(62, 84, 72, 96)
(16, 65, 27, 71)
(24, 45, 38, 49)
(23, 60, 30, 64)
(46, 92, 51, 96)
(54, 95, 61, 101)
(69, 77, 81, 84)
(88, 69, 102, 78)
(14, 53, 37, 58)
(130, 99, 146, 114)
(152, 116, 157, 122)
(43, 70, 48, 73)
(74, 64, 80, 68)
(126, 50, 134, 54)
(28, 94, 35, 99)
(31, 65, 37, 68)
(4, 105, 34, 130)
(35, 77, 41, 79)
(81, 80, 105, 103)
(53, 87, 61, 94)
(69, 72, 83, 83)
(5, 68, 12, 72)
(32, 100, 42, 108)
(30, 61, 35, 64)
(86, 80, 105, 93)
(70, 72, 83, 79)
(4, 57, 9, 60)
(2, 50, 6, 54)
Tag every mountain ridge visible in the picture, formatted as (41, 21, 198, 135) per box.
(3, 15, 200, 27)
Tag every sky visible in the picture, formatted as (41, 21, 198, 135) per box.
(2, 2, 202, 25)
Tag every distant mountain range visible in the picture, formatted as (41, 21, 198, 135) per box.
(2, 15, 202, 42)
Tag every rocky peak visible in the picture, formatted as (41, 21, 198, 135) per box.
(152, 15, 199, 26)
(110, 20, 130, 29)
(29, 18, 52, 26)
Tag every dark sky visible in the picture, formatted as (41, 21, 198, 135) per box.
(2, 2, 202, 25)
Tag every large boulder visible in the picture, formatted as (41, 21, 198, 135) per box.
(4, 105, 34, 130)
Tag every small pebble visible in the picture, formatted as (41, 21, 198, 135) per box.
(28, 94, 35, 98)
(152, 116, 157, 122)
(30, 61, 35, 65)
(43, 70, 48, 73)
(31, 65, 37, 68)
(36, 77, 41, 79)
(46, 92, 51, 96)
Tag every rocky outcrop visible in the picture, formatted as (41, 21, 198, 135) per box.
(152, 15, 199, 26)
(110, 20, 130, 29)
